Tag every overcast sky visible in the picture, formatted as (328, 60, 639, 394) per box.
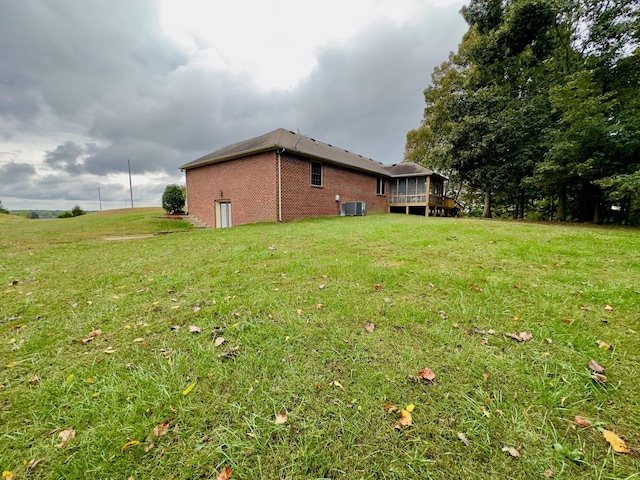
(0, 0, 468, 211)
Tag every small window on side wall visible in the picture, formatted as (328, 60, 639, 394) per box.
(376, 177, 385, 195)
(311, 162, 322, 186)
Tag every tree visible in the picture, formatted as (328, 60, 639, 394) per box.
(0, 200, 8, 214)
(162, 184, 186, 214)
(407, 0, 640, 223)
(71, 205, 85, 217)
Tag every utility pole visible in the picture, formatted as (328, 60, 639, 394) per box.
(98, 186, 102, 211)
(128, 159, 134, 208)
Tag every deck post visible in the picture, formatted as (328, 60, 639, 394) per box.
(425, 176, 431, 217)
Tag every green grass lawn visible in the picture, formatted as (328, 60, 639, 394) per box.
(1, 210, 639, 479)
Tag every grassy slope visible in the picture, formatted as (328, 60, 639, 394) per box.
(1, 212, 638, 479)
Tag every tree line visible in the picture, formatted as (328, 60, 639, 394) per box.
(405, 0, 639, 224)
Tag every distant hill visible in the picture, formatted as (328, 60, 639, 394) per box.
(8, 210, 95, 219)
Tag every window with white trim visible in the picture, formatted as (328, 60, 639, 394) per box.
(376, 178, 385, 195)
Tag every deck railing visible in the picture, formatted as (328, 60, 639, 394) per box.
(389, 194, 446, 206)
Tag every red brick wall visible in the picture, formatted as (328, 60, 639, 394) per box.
(185, 152, 278, 227)
(280, 153, 388, 222)
(185, 150, 389, 227)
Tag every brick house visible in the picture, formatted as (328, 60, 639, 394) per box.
(180, 128, 452, 228)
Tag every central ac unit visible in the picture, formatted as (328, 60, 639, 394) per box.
(341, 201, 367, 216)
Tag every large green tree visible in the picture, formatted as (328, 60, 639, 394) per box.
(407, 0, 640, 223)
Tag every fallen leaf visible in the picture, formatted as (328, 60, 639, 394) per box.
(275, 411, 288, 425)
(457, 432, 470, 446)
(505, 332, 533, 342)
(604, 305, 614, 311)
(182, 382, 196, 396)
(214, 337, 225, 347)
(405, 404, 415, 412)
(192, 306, 201, 313)
(5, 361, 17, 368)
(153, 421, 170, 437)
(439, 311, 449, 319)
(602, 430, 630, 453)
(383, 403, 398, 413)
(364, 321, 375, 332)
(121, 440, 140, 452)
(217, 467, 232, 480)
(574, 416, 591, 428)
(296, 309, 303, 315)
(314, 383, 322, 391)
(145, 443, 155, 452)
(329, 380, 344, 390)
(374, 284, 382, 291)
(588, 360, 605, 373)
(417, 367, 436, 382)
(219, 345, 240, 359)
(590, 373, 607, 383)
(596, 339, 611, 350)
(319, 284, 325, 290)
(481, 406, 491, 418)
(483, 372, 489, 382)
(544, 469, 553, 478)
(80, 329, 102, 344)
(133, 338, 144, 343)
(104, 346, 116, 354)
(55, 428, 75, 448)
(501, 446, 520, 458)
(171, 325, 181, 331)
(395, 409, 413, 429)
(188, 325, 201, 334)
(316, 303, 324, 310)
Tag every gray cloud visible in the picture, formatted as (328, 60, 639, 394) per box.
(0, 1, 467, 209)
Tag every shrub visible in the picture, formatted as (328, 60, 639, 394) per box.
(162, 184, 185, 214)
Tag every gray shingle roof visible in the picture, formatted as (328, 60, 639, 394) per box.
(180, 128, 391, 176)
(180, 128, 446, 180)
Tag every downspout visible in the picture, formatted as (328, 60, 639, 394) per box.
(277, 148, 284, 222)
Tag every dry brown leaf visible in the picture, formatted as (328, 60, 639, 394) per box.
(192, 306, 201, 313)
(574, 416, 591, 428)
(590, 373, 607, 383)
(275, 411, 288, 425)
(483, 372, 489, 382)
(153, 421, 170, 437)
(55, 428, 75, 449)
(505, 331, 533, 342)
(217, 466, 232, 480)
(439, 311, 449, 319)
(501, 446, 520, 458)
(80, 329, 102, 344)
(588, 360, 605, 373)
(314, 383, 322, 391)
(596, 339, 611, 350)
(544, 469, 553, 478)
(417, 367, 436, 382)
(602, 430, 630, 453)
(188, 325, 201, 334)
(364, 321, 375, 332)
(604, 304, 614, 311)
(214, 337, 225, 347)
(374, 284, 382, 291)
(383, 403, 398, 413)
